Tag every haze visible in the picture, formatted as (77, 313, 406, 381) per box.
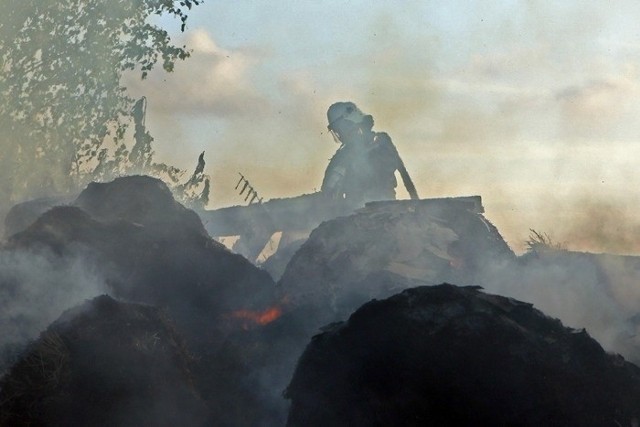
(125, 1, 640, 254)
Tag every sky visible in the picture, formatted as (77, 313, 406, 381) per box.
(126, 1, 640, 254)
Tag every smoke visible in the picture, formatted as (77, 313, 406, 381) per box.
(5, 1, 633, 258)
(556, 74, 640, 139)
(333, 2, 640, 256)
(7, 3, 640, 423)
(553, 198, 640, 255)
(0, 248, 107, 373)
(124, 29, 338, 207)
(480, 257, 631, 353)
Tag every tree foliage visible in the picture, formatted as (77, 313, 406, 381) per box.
(0, 0, 203, 208)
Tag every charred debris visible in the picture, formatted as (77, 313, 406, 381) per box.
(2, 175, 640, 425)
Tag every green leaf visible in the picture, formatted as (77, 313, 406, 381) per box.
(0, 0, 201, 205)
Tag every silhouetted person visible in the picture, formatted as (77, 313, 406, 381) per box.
(321, 101, 418, 205)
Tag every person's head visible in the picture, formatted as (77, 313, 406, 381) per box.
(327, 102, 374, 143)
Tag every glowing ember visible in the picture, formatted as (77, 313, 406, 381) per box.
(231, 306, 283, 328)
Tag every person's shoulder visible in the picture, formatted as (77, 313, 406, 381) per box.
(327, 145, 348, 162)
(374, 132, 398, 152)
(374, 132, 392, 144)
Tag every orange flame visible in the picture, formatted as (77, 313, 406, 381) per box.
(230, 306, 283, 328)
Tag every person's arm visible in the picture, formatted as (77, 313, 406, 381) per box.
(321, 149, 347, 197)
(377, 133, 419, 200)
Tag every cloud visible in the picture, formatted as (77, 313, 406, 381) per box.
(555, 73, 640, 137)
(124, 28, 269, 118)
(468, 45, 553, 82)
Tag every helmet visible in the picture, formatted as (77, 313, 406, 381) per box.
(327, 102, 367, 130)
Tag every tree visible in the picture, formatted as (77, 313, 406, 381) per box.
(0, 0, 204, 211)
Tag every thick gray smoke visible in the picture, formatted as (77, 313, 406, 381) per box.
(480, 258, 633, 352)
(0, 249, 107, 373)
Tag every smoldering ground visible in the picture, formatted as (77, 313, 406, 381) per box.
(5, 175, 640, 425)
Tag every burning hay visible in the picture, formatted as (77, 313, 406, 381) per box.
(0, 295, 207, 426)
(3, 175, 640, 425)
(285, 284, 640, 426)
